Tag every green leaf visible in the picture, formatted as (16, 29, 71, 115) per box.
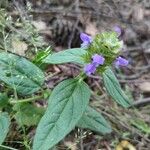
(13, 103, 45, 127)
(0, 93, 8, 108)
(0, 113, 10, 144)
(43, 48, 86, 65)
(77, 106, 112, 134)
(0, 52, 45, 95)
(102, 68, 131, 108)
(130, 119, 150, 134)
(33, 46, 52, 67)
(33, 79, 91, 150)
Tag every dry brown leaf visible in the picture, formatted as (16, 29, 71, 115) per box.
(139, 82, 150, 93)
(132, 5, 144, 22)
(64, 141, 77, 150)
(32, 20, 47, 31)
(12, 40, 28, 56)
(143, 40, 150, 54)
(124, 28, 137, 44)
(85, 22, 98, 37)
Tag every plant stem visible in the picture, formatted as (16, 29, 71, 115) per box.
(0, 145, 18, 150)
(76, 72, 86, 82)
(9, 95, 43, 104)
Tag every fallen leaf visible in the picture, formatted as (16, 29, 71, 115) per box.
(116, 140, 136, 150)
(139, 82, 150, 93)
(32, 20, 47, 31)
(64, 141, 77, 150)
(12, 40, 28, 56)
(132, 4, 144, 22)
(85, 22, 98, 37)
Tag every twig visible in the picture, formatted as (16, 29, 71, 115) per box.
(68, 0, 80, 48)
(118, 79, 150, 83)
(0, 145, 18, 150)
(132, 97, 150, 107)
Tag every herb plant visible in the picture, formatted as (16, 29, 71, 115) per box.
(0, 27, 132, 149)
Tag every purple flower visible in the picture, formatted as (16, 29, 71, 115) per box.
(115, 56, 129, 67)
(113, 25, 122, 36)
(84, 63, 96, 75)
(92, 54, 105, 67)
(80, 33, 92, 48)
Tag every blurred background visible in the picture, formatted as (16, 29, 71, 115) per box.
(0, 0, 150, 149)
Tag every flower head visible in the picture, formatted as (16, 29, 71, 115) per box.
(84, 63, 96, 75)
(92, 54, 105, 67)
(80, 33, 92, 48)
(113, 25, 122, 37)
(115, 56, 129, 67)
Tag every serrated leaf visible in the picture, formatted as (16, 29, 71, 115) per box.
(77, 106, 112, 134)
(13, 103, 45, 127)
(102, 68, 131, 108)
(0, 113, 10, 144)
(33, 79, 91, 150)
(43, 48, 86, 65)
(0, 52, 44, 95)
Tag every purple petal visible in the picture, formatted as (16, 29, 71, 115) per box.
(81, 41, 89, 48)
(92, 54, 105, 67)
(80, 33, 92, 43)
(113, 25, 122, 36)
(84, 63, 96, 75)
(115, 56, 129, 66)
